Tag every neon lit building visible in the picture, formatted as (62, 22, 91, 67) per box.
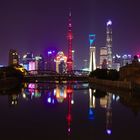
(55, 51, 67, 73)
(89, 34, 96, 71)
(67, 11, 73, 72)
(21, 52, 45, 71)
(22, 52, 34, 70)
(106, 20, 112, 69)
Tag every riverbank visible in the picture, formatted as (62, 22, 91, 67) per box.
(89, 77, 132, 91)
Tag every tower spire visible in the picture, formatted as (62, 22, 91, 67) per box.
(67, 10, 73, 72)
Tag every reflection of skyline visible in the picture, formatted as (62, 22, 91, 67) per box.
(106, 92, 112, 135)
(0, 83, 140, 139)
(66, 84, 73, 136)
(89, 88, 113, 135)
(89, 88, 95, 120)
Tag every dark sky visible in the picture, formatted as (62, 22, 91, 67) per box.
(0, 0, 140, 68)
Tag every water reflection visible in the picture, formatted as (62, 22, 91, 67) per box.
(66, 84, 73, 136)
(88, 89, 112, 135)
(88, 89, 95, 120)
(0, 83, 140, 138)
(106, 92, 112, 135)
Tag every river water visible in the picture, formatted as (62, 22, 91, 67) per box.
(0, 82, 140, 140)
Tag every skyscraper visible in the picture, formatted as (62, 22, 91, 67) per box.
(99, 47, 108, 69)
(106, 20, 112, 69)
(89, 34, 96, 71)
(9, 49, 19, 66)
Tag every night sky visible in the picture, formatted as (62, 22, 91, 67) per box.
(0, 0, 140, 68)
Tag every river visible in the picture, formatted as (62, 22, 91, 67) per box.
(0, 82, 139, 140)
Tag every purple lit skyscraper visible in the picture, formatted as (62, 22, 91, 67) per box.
(106, 20, 113, 69)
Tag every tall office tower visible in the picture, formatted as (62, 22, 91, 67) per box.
(67, 11, 73, 72)
(106, 20, 112, 69)
(9, 49, 19, 66)
(99, 47, 108, 69)
(89, 34, 96, 71)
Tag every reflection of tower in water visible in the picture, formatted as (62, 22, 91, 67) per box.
(106, 92, 112, 135)
(66, 84, 73, 136)
(88, 88, 96, 120)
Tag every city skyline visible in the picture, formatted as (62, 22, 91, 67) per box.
(0, 0, 140, 69)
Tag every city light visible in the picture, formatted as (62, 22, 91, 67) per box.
(89, 34, 96, 46)
(107, 20, 112, 26)
(88, 108, 94, 120)
(106, 129, 112, 135)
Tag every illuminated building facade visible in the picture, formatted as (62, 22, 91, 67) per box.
(21, 52, 45, 71)
(67, 11, 73, 72)
(89, 34, 96, 71)
(55, 51, 67, 73)
(99, 47, 108, 69)
(22, 52, 34, 70)
(34, 55, 45, 70)
(9, 49, 19, 66)
(46, 50, 57, 71)
(112, 54, 121, 71)
(122, 54, 132, 66)
(112, 54, 132, 71)
(106, 20, 112, 69)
